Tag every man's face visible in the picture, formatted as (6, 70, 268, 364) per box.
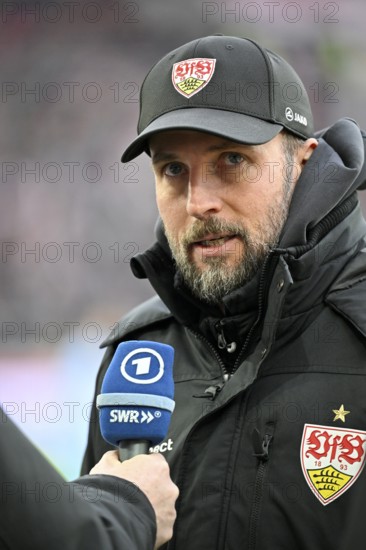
(150, 130, 302, 304)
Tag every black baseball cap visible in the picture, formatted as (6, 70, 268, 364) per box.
(121, 35, 314, 162)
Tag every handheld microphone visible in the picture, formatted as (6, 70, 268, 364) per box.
(97, 341, 175, 462)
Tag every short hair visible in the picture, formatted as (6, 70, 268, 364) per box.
(281, 129, 306, 160)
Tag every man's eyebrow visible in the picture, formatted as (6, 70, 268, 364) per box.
(151, 152, 177, 164)
(151, 140, 253, 164)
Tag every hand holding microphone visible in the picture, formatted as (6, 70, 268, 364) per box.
(95, 341, 178, 548)
(90, 451, 179, 550)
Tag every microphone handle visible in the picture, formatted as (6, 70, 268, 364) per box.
(118, 439, 150, 462)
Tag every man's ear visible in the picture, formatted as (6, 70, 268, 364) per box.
(299, 138, 318, 165)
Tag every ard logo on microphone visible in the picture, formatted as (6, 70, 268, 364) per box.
(120, 347, 165, 384)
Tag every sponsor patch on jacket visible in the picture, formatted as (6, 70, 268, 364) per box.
(300, 423, 366, 505)
(172, 58, 216, 98)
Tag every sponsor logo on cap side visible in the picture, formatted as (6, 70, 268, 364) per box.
(285, 107, 294, 121)
(285, 106, 308, 126)
(300, 423, 366, 505)
(172, 57, 216, 98)
(120, 348, 164, 384)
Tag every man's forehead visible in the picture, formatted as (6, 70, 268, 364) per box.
(149, 129, 258, 160)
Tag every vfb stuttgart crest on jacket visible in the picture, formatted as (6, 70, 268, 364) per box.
(172, 58, 216, 98)
(301, 424, 366, 505)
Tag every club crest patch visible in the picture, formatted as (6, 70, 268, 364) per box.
(301, 424, 366, 505)
(172, 58, 216, 98)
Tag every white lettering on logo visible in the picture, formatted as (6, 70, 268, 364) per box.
(285, 106, 307, 126)
(110, 409, 139, 423)
(120, 347, 164, 384)
(294, 112, 308, 126)
(110, 409, 154, 423)
(150, 438, 174, 454)
(132, 356, 152, 376)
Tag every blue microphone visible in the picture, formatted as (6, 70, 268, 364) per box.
(97, 341, 175, 461)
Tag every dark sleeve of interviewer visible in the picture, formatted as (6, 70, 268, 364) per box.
(0, 407, 156, 550)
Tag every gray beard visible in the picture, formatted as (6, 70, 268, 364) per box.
(164, 175, 294, 305)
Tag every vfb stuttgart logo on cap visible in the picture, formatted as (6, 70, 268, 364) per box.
(120, 347, 164, 385)
(301, 424, 366, 505)
(172, 58, 216, 98)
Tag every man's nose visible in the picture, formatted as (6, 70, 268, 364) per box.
(186, 167, 223, 219)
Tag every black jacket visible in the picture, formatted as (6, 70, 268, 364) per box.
(82, 118, 366, 549)
(0, 408, 156, 550)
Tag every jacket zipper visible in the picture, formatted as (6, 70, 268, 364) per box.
(189, 328, 231, 399)
(215, 319, 237, 353)
(191, 251, 280, 400)
(231, 251, 278, 375)
(248, 428, 274, 550)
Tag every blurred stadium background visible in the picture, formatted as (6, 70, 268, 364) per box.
(1, 0, 366, 479)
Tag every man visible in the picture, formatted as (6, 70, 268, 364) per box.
(82, 35, 366, 549)
(0, 407, 178, 549)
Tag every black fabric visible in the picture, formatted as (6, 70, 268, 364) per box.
(83, 118, 366, 549)
(0, 408, 156, 550)
(280, 118, 364, 247)
(122, 34, 314, 161)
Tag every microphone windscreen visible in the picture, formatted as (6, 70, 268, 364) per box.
(97, 341, 175, 446)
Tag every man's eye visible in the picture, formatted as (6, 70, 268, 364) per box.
(224, 153, 244, 165)
(164, 163, 184, 176)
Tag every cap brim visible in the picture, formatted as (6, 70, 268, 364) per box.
(121, 108, 283, 162)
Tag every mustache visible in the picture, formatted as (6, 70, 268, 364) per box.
(180, 217, 249, 245)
